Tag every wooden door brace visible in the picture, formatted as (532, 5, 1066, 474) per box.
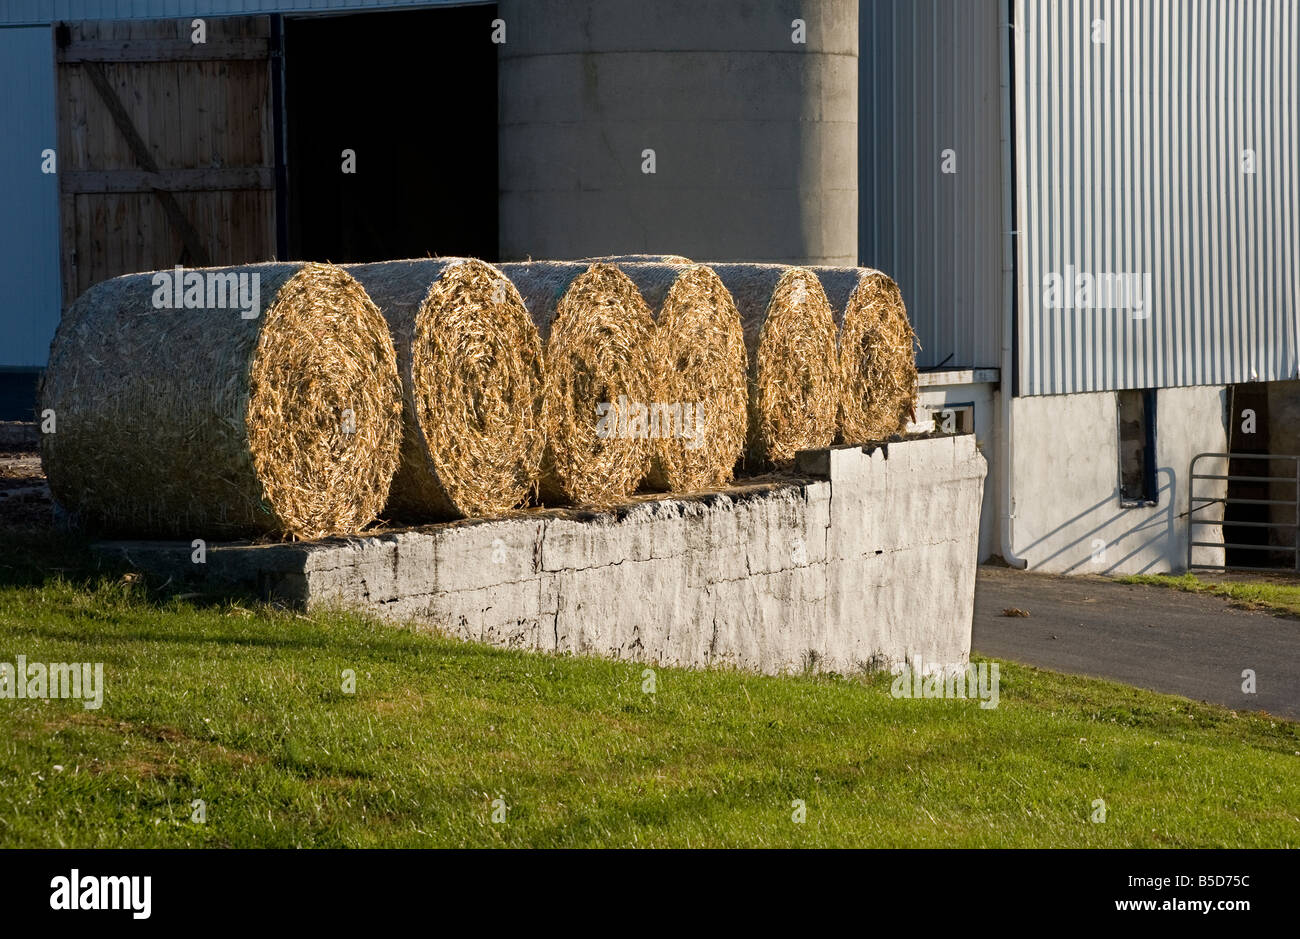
(79, 60, 212, 267)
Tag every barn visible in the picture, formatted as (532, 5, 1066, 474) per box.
(2, 0, 1297, 575)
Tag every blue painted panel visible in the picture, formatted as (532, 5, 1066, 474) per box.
(0, 26, 61, 368)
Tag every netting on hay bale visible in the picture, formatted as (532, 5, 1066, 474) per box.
(40, 262, 403, 539)
(707, 264, 840, 470)
(811, 266, 918, 444)
(582, 254, 695, 265)
(347, 258, 545, 520)
(498, 261, 657, 507)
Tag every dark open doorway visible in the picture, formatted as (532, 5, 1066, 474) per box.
(283, 5, 498, 263)
(1222, 383, 1300, 570)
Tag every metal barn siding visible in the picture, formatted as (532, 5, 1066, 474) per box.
(1015, 0, 1299, 396)
(860, 0, 1005, 370)
(0, 27, 62, 368)
(0, 0, 478, 27)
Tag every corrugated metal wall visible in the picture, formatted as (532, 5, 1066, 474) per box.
(1015, 0, 1300, 396)
(860, 0, 1004, 370)
(0, 0, 477, 27)
(0, 27, 62, 369)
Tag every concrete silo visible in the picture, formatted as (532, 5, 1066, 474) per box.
(497, 0, 857, 265)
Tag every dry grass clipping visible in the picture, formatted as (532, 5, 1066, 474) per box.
(709, 264, 840, 469)
(600, 262, 747, 492)
(41, 262, 402, 539)
(813, 267, 918, 443)
(499, 262, 657, 506)
(347, 259, 544, 520)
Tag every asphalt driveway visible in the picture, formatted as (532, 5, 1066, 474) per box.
(972, 566, 1300, 720)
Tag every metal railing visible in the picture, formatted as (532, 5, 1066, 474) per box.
(1187, 452, 1300, 573)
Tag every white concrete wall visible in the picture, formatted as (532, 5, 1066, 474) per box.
(916, 376, 997, 561)
(309, 437, 984, 674)
(99, 437, 987, 676)
(1006, 386, 1228, 574)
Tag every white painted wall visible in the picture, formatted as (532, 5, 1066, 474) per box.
(97, 437, 988, 677)
(1006, 386, 1228, 574)
(917, 377, 997, 561)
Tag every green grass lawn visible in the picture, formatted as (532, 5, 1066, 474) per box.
(1120, 572, 1300, 618)
(1, 527, 1297, 848)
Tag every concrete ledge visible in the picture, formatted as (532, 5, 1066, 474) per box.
(0, 422, 38, 451)
(916, 368, 1000, 387)
(95, 435, 987, 676)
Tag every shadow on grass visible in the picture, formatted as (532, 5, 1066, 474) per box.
(0, 520, 338, 637)
(0, 523, 289, 616)
(0, 528, 535, 663)
(0, 524, 96, 585)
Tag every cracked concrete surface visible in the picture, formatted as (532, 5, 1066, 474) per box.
(94, 436, 987, 676)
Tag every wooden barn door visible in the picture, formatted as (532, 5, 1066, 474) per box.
(54, 17, 277, 308)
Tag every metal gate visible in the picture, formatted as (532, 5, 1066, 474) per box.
(1188, 452, 1300, 572)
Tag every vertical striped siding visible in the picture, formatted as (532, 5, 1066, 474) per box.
(1016, 0, 1299, 395)
(861, 0, 1004, 370)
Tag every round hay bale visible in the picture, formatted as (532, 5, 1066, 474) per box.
(708, 264, 840, 469)
(812, 266, 918, 443)
(346, 258, 545, 520)
(498, 261, 657, 506)
(594, 262, 747, 492)
(40, 262, 403, 539)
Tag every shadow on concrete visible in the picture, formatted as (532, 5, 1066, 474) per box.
(1019, 467, 1182, 575)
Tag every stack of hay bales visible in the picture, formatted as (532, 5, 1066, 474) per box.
(40, 262, 403, 539)
(590, 257, 917, 465)
(42, 253, 917, 541)
(345, 258, 545, 520)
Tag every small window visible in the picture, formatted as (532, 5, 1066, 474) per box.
(1117, 389, 1157, 505)
(934, 403, 974, 435)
